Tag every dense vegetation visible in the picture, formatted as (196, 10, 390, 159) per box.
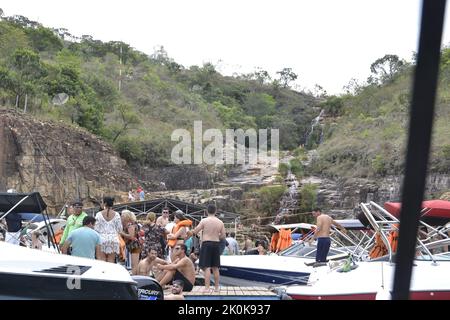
(0, 13, 319, 167)
(1, 12, 448, 181)
(303, 49, 450, 178)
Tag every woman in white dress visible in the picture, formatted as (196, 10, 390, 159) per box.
(95, 196, 122, 262)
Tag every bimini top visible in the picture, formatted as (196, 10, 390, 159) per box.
(0, 192, 47, 214)
(266, 219, 366, 233)
(384, 200, 450, 222)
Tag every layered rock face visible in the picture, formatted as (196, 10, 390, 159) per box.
(138, 165, 215, 190)
(303, 174, 450, 218)
(0, 108, 137, 212)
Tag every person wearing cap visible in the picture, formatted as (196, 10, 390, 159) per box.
(59, 200, 88, 247)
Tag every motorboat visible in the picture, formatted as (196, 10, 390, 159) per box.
(0, 241, 137, 299)
(20, 218, 66, 252)
(0, 192, 164, 300)
(286, 254, 450, 300)
(285, 200, 450, 300)
(219, 220, 371, 287)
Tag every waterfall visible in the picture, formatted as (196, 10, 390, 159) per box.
(305, 109, 325, 147)
(276, 160, 300, 222)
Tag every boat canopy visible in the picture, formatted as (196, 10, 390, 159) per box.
(266, 219, 366, 233)
(0, 192, 47, 215)
(384, 200, 450, 224)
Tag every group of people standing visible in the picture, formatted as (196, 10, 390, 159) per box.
(128, 186, 145, 202)
(58, 198, 228, 294)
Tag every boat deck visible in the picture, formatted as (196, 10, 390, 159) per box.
(165, 286, 281, 300)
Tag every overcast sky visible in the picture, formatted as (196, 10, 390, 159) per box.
(1, 0, 449, 94)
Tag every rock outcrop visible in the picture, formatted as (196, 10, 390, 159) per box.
(302, 174, 450, 218)
(137, 165, 215, 190)
(0, 108, 138, 212)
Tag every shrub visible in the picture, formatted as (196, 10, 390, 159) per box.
(289, 158, 304, 178)
(115, 136, 144, 164)
(298, 184, 318, 213)
(278, 163, 289, 178)
(371, 154, 386, 175)
(257, 185, 287, 215)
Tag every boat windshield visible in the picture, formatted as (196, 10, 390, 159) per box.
(415, 252, 450, 261)
(279, 242, 350, 258)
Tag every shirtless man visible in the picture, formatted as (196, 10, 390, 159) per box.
(137, 248, 168, 277)
(164, 279, 185, 300)
(156, 243, 196, 291)
(187, 203, 226, 292)
(156, 207, 170, 228)
(312, 208, 346, 262)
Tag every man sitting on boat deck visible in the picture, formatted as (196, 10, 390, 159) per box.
(137, 247, 168, 277)
(155, 243, 196, 291)
(312, 208, 347, 263)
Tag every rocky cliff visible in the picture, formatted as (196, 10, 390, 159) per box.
(0, 108, 138, 212)
(302, 174, 450, 218)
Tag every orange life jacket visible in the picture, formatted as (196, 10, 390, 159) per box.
(167, 219, 193, 248)
(54, 228, 64, 244)
(276, 228, 292, 252)
(388, 224, 399, 253)
(270, 233, 279, 252)
(369, 232, 388, 259)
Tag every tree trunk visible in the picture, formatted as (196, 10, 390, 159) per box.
(23, 94, 28, 113)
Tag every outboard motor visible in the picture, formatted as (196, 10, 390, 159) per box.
(131, 275, 164, 300)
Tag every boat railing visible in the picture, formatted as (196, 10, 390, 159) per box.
(361, 201, 450, 264)
(361, 202, 395, 263)
(330, 227, 373, 260)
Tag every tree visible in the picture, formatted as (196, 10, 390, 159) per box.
(276, 67, 298, 88)
(312, 84, 327, 98)
(0, 66, 13, 93)
(0, 22, 30, 61)
(343, 78, 363, 95)
(243, 92, 276, 119)
(8, 48, 45, 108)
(26, 26, 63, 52)
(247, 68, 271, 84)
(369, 54, 405, 85)
(151, 45, 171, 65)
(111, 103, 141, 142)
(320, 96, 345, 117)
(45, 64, 82, 97)
(5, 15, 40, 28)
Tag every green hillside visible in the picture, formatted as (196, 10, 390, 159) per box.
(310, 49, 450, 178)
(0, 14, 318, 167)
